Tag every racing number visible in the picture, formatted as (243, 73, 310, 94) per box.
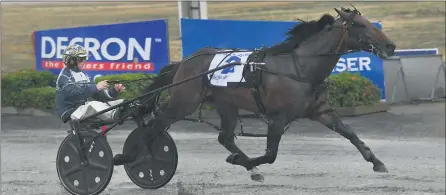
(221, 56, 241, 74)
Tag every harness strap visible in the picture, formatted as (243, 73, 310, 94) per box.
(244, 49, 267, 115)
(245, 47, 338, 117)
(251, 71, 266, 114)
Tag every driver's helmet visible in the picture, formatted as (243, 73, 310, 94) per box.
(62, 44, 88, 72)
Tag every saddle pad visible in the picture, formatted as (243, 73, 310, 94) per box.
(208, 51, 253, 87)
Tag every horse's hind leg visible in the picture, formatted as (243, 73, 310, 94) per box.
(311, 111, 388, 172)
(214, 101, 265, 181)
(214, 102, 250, 163)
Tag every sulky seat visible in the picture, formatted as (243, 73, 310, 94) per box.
(63, 115, 116, 131)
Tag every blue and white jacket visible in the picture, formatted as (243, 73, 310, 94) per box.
(55, 67, 119, 122)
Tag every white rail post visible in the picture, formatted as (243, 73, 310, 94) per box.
(178, 1, 208, 37)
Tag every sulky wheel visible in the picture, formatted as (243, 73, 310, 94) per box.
(123, 128, 178, 189)
(56, 130, 114, 195)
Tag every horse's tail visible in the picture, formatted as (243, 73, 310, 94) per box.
(139, 62, 180, 115)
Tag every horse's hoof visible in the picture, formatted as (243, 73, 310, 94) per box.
(373, 163, 389, 173)
(226, 153, 240, 165)
(249, 167, 264, 182)
(251, 173, 264, 182)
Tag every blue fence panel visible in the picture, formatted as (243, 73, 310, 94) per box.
(181, 18, 386, 99)
(33, 19, 170, 79)
(181, 18, 298, 57)
(394, 48, 439, 57)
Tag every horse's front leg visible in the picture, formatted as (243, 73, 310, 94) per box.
(312, 111, 388, 172)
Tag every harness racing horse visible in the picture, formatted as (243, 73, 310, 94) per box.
(125, 7, 396, 181)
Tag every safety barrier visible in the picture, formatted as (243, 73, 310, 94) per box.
(383, 54, 445, 103)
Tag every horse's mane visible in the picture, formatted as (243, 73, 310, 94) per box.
(267, 14, 336, 53)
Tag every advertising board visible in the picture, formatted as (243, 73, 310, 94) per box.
(32, 20, 170, 79)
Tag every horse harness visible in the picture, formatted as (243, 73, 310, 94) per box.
(236, 47, 332, 116)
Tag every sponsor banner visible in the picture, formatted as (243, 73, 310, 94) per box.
(181, 18, 387, 99)
(33, 20, 170, 78)
(332, 51, 385, 99)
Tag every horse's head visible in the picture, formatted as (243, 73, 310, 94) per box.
(334, 6, 396, 58)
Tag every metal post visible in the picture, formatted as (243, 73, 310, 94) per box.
(178, 1, 208, 38)
(177, 1, 187, 37)
(400, 66, 411, 102)
(199, 1, 208, 19)
(431, 60, 446, 99)
(391, 68, 402, 103)
(190, 1, 201, 18)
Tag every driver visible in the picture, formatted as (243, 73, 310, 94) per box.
(55, 44, 128, 124)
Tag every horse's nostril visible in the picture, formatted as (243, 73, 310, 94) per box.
(386, 44, 395, 50)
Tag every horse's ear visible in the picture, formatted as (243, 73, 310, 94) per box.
(334, 8, 341, 15)
(334, 8, 349, 19)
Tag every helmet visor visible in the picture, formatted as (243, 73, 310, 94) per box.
(77, 56, 88, 63)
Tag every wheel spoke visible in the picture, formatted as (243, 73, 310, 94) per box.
(128, 157, 147, 169)
(89, 161, 109, 171)
(62, 165, 82, 177)
(81, 167, 89, 192)
(153, 154, 173, 164)
(68, 141, 80, 157)
(85, 139, 97, 159)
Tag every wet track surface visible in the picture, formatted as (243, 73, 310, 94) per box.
(1, 102, 445, 195)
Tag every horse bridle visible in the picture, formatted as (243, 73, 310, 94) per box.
(337, 8, 376, 54)
(293, 8, 373, 57)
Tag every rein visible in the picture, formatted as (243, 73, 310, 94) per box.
(105, 50, 246, 85)
(106, 70, 171, 84)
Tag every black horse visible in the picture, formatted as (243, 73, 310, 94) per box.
(115, 7, 396, 181)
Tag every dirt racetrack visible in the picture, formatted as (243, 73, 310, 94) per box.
(1, 102, 445, 195)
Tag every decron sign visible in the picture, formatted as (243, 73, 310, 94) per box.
(41, 36, 153, 61)
(40, 37, 155, 71)
(33, 20, 177, 75)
